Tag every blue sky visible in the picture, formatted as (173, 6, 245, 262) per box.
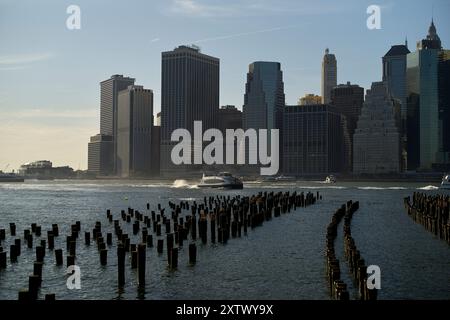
(0, 0, 449, 170)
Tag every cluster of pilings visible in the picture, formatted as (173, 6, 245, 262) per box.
(0, 190, 321, 300)
(325, 204, 349, 300)
(404, 193, 450, 245)
(343, 201, 377, 300)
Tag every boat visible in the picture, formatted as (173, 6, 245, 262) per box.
(324, 175, 337, 184)
(0, 172, 25, 183)
(441, 174, 450, 189)
(274, 175, 296, 181)
(198, 172, 243, 189)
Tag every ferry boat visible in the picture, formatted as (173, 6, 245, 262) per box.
(198, 172, 243, 189)
(441, 174, 450, 189)
(324, 175, 337, 184)
(0, 172, 24, 183)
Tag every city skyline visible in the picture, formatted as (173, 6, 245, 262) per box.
(1, 0, 450, 170)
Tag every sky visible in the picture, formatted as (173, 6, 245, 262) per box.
(0, 0, 449, 171)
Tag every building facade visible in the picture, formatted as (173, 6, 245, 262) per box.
(87, 134, 114, 176)
(217, 105, 243, 134)
(406, 20, 449, 170)
(298, 94, 322, 106)
(353, 82, 401, 174)
(160, 45, 220, 177)
(243, 61, 285, 175)
(117, 85, 154, 178)
(99, 74, 135, 174)
(321, 48, 337, 104)
(283, 104, 348, 176)
(383, 43, 410, 170)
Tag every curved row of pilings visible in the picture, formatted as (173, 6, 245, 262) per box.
(325, 200, 377, 300)
(343, 201, 377, 300)
(0, 190, 321, 300)
(404, 192, 450, 245)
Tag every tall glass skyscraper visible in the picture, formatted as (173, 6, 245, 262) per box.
(406, 20, 447, 170)
(242, 62, 285, 174)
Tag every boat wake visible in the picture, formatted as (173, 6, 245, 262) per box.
(417, 185, 439, 190)
(171, 179, 198, 189)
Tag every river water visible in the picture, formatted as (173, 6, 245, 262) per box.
(0, 180, 448, 300)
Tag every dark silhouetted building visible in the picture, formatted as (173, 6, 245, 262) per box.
(160, 45, 219, 177)
(88, 134, 114, 176)
(217, 105, 242, 133)
(330, 81, 364, 171)
(407, 19, 449, 170)
(383, 42, 410, 170)
(282, 104, 348, 177)
(117, 85, 154, 177)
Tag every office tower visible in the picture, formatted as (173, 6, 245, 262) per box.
(116, 85, 154, 177)
(331, 82, 364, 171)
(407, 19, 449, 170)
(383, 42, 410, 170)
(217, 105, 242, 134)
(242, 61, 285, 175)
(298, 94, 322, 106)
(321, 48, 337, 104)
(160, 45, 219, 177)
(100, 74, 135, 174)
(438, 50, 450, 170)
(87, 134, 114, 176)
(243, 62, 285, 131)
(283, 104, 348, 176)
(353, 82, 401, 174)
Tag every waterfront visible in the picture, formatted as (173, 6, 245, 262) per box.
(0, 180, 449, 300)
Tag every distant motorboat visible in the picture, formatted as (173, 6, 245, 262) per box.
(275, 175, 296, 181)
(198, 172, 243, 189)
(441, 174, 450, 190)
(324, 175, 337, 184)
(0, 172, 24, 183)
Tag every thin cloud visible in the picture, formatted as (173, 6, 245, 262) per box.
(0, 53, 54, 66)
(193, 25, 300, 43)
(151, 38, 160, 43)
(168, 0, 350, 17)
(0, 65, 28, 71)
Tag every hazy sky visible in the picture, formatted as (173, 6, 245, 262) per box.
(0, 0, 449, 170)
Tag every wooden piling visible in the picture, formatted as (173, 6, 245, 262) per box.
(137, 244, 146, 287)
(55, 249, 63, 266)
(189, 243, 197, 265)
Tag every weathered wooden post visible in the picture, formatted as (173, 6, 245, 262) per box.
(138, 244, 146, 287)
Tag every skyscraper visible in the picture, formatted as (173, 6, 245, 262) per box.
(217, 105, 243, 134)
(100, 74, 135, 174)
(353, 82, 401, 174)
(116, 85, 154, 178)
(243, 61, 285, 175)
(87, 134, 113, 176)
(160, 45, 219, 177)
(383, 42, 410, 170)
(283, 104, 348, 176)
(407, 19, 448, 170)
(321, 48, 337, 104)
(330, 82, 364, 171)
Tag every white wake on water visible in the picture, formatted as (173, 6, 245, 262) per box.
(171, 179, 198, 189)
(417, 185, 439, 190)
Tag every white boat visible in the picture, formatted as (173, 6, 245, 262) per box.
(441, 174, 450, 189)
(324, 175, 337, 184)
(198, 172, 243, 189)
